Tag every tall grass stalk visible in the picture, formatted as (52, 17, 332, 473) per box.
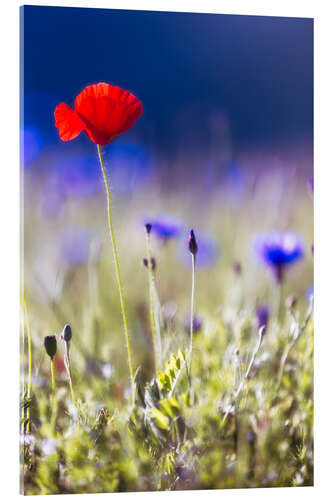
(188, 253, 196, 385)
(145, 228, 160, 375)
(49, 356, 57, 435)
(223, 326, 265, 423)
(64, 342, 75, 402)
(97, 144, 135, 405)
(277, 295, 314, 386)
(50, 358, 55, 392)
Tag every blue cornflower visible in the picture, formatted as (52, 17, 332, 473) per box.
(185, 314, 202, 334)
(180, 231, 219, 268)
(254, 231, 304, 283)
(143, 214, 183, 242)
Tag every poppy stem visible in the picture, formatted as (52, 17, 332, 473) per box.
(50, 359, 57, 436)
(50, 358, 56, 393)
(145, 231, 159, 376)
(97, 144, 135, 405)
(188, 253, 196, 386)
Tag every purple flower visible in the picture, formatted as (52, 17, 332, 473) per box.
(307, 176, 314, 196)
(185, 314, 202, 334)
(254, 231, 304, 283)
(59, 227, 101, 268)
(188, 229, 198, 256)
(256, 305, 269, 332)
(143, 214, 183, 242)
(180, 231, 219, 268)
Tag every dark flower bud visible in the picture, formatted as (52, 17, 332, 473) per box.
(62, 324, 72, 342)
(188, 229, 198, 256)
(185, 314, 202, 334)
(44, 335, 57, 360)
(232, 261, 242, 275)
(142, 256, 156, 271)
(285, 295, 297, 311)
(255, 305, 269, 334)
(145, 223, 152, 234)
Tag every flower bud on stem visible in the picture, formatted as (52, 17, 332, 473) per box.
(62, 324, 75, 403)
(188, 229, 198, 387)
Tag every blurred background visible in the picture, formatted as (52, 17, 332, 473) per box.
(21, 6, 313, 172)
(21, 6, 313, 382)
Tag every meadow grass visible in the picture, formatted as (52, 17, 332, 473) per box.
(21, 160, 313, 494)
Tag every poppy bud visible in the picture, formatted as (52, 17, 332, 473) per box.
(145, 223, 152, 234)
(44, 335, 57, 360)
(188, 229, 198, 256)
(62, 324, 72, 342)
(142, 256, 156, 271)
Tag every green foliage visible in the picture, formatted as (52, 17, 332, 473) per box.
(21, 176, 313, 494)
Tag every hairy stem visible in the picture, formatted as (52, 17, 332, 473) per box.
(188, 254, 196, 385)
(223, 327, 264, 423)
(50, 358, 55, 393)
(145, 231, 159, 375)
(97, 144, 135, 404)
(64, 343, 75, 403)
(277, 296, 314, 386)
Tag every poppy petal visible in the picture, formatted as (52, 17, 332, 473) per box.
(54, 103, 85, 141)
(74, 83, 143, 145)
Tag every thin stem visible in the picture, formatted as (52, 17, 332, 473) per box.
(20, 300, 25, 434)
(97, 144, 135, 404)
(188, 254, 196, 385)
(145, 231, 159, 375)
(50, 358, 55, 393)
(223, 327, 264, 423)
(152, 277, 163, 366)
(277, 282, 283, 322)
(23, 296, 32, 433)
(64, 343, 75, 402)
(277, 296, 314, 386)
(50, 358, 57, 436)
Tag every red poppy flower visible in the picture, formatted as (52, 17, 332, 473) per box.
(54, 82, 143, 146)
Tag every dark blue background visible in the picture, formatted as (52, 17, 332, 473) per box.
(21, 6, 313, 155)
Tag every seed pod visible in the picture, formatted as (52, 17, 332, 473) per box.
(188, 229, 198, 256)
(142, 256, 156, 271)
(44, 335, 57, 360)
(62, 324, 72, 342)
